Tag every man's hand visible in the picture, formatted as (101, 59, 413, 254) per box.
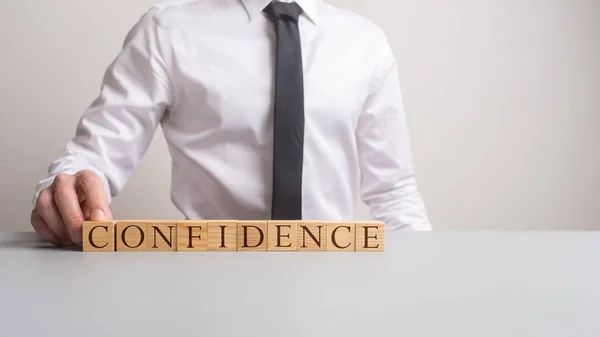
(31, 170, 112, 247)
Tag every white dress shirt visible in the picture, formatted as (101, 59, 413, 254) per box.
(32, 0, 432, 231)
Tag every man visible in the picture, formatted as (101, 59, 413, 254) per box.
(30, 0, 432, 247)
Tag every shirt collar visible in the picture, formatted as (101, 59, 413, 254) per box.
(240, 0, 321, 25)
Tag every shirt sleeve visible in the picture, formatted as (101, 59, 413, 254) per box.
(31, 8, 172, 207)
(356, 47, 432, 231)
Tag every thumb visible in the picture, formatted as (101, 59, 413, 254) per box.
(76, 170, 113, 222)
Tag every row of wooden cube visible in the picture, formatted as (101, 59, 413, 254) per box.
(82, 220, 384, 252)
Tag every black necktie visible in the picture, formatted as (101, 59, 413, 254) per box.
(264, 2, 305, 220)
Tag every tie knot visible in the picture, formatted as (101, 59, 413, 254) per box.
(263, 2, 302, 23)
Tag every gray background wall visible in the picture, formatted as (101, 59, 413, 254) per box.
(1, 0, 598, 231)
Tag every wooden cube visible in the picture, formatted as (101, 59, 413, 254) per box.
(82, 221, 115, 252)
(326, 222, 356, 252)
(355, 221, 385, 252)
(267, 221, 297, 251)
(297, 221, 327, 251)
(208, 220, 238, 251)
(177, 221, 208, 251)
(147, 222, 177, 251)
(237, 221, 267, 251)
(116, 221, 148, 251)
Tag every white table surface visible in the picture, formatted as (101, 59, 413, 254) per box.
(0, 231, 598, 337)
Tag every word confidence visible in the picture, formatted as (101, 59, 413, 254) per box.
(82, 220, 384, 252)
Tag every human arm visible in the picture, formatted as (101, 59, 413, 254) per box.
(356, 47, 432, 231)
(31, 9, 173, 245)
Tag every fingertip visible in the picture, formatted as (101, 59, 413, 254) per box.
(91, 209, 106, 220)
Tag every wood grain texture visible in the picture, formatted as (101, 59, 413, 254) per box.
(82, 219, 378, 253)
(297, 221, 327, 251)
(208, 221, 238, 251)
(82, 221, 115, 252)
(237, 221, 267, 251)
(116, 221, 148, 251)
(326, 222, 356, 252)
(355, 221, 385, 252)
(147, 222, 177, 251)
(177, 221, 208, 251)
(267, 221, 297, 251)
